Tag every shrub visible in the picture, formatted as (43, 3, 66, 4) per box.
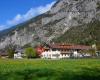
(24, 47, 36, 58)
(6, 44, 16, 58)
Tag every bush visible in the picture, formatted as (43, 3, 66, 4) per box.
(24, 47, 36, 58)
(6, 44, 16, 58)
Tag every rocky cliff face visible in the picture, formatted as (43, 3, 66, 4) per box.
(0, 0, 100, 49)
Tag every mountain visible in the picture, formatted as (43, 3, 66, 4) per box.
(53, 20, 100, 45)
(0, 0, 100, 49)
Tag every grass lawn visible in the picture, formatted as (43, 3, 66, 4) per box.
(0, 59, 100, 80)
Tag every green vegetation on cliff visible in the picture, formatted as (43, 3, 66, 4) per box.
(53, 20, 100, 46)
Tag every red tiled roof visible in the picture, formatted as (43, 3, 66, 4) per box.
(49, 44, 92, 50)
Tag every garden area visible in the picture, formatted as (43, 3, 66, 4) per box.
(0, 59, 100, 80)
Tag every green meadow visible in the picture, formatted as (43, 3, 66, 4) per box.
(0, 59, 100, 80)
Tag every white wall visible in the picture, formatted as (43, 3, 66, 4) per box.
(41, 50, 70, 59)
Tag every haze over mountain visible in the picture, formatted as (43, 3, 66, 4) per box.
(0, 0, 100, 49)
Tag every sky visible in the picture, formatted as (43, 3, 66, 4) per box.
(0, 0, 56, 31)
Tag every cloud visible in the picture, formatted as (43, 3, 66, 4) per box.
(7, 1, 55, 26)
(7, 14, 22, 25)
(0, 1, 55, 31)
(0, 25, 6, 31)
(23, 1, 55, 20)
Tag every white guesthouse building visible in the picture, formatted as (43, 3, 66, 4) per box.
(41, 50, 71, 59)
(40, 43, 92, 59)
